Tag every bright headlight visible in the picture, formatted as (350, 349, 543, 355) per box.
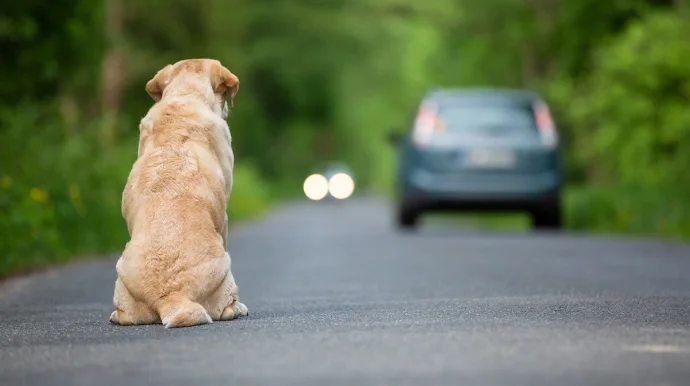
(303, 174, 329, 201)
(328, 173, 355, 199)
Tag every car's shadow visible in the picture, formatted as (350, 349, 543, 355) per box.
(402, 226, 561, 239)
(390, 213, 608, 241)
(392, 218, 689, 249)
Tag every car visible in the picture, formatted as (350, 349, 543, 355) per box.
(302, 161, 356, 201)
(388, 87, 564, 230)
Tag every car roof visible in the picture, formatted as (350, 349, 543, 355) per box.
(423, 87, 542, 108)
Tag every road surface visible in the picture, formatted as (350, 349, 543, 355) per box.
(1, 197, 690, 386)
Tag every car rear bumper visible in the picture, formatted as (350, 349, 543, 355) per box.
(399, 168, 561, 211)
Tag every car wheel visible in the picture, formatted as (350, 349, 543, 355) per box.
(396, 203, 420, 231)
(531, 198, 562, 230)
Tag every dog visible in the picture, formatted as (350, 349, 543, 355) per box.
(110, 58, 248, 328)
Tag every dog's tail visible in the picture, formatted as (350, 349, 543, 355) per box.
(157, 293, 212, 328)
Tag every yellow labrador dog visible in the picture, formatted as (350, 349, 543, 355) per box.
(110, 58, 248, 328)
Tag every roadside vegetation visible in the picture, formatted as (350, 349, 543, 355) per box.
(1, 0, 689, 277)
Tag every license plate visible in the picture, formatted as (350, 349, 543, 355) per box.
(463, 149, 516, 168)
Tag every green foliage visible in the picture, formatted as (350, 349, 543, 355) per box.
(542, 9, 690, 239)
(0, 103, 131, 277)
(0, 0, 105, 104)
(428, 184, 690, 240)
(565, 185, 690, 240)
(227, 164, 270, 221)
(0, 103, 269, 278)
(563, 10, 690, 188)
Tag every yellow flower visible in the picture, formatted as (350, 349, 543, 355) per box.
(69, 184, 81, 202)
(1, 176, 11, 189)
(29, 187, 48, 203)
(616, 210, 631, 228)
(69, 184, 87, 216)
(658, 219, 667, 232)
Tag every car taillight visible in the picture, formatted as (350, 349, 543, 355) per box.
(534, 101, 558, 148)
(412, 101, 443, 147)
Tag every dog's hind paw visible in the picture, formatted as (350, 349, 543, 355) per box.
(235, 301, 249, 316)
(220, 301, 248, 320)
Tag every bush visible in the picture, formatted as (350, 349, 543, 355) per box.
(0, 104, 270, 278)
(549, 10, 690, 188)
(541, 10, 690, 241)
(0, 103, 133, 276)
(227, 163, 270, 221)
(565, 185, 690, 240)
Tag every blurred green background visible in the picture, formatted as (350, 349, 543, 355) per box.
(1, 0, 689, 277)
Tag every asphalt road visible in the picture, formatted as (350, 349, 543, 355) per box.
(1, 197, 690, 386)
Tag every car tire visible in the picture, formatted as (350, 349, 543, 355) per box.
(396, 203, 420, 231)
(531, 197, 562, 230)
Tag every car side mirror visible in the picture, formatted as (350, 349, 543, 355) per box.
(387, 131, 404, 145)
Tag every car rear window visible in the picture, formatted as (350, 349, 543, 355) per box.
(436, 105, 536, 133)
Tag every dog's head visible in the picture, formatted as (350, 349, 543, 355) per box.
(145, 59, 239, 119)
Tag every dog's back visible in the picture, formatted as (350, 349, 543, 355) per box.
(111, 59, 247, 328)
(118, 98, 230, 327)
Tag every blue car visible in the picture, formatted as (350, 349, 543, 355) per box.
(388, 88, 564, 230)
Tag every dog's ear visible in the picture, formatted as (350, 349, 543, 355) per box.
(210, 61, 239, 107)
(145, 64, 173, 102)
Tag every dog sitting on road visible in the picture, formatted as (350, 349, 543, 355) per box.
(110, 58, 248, 328)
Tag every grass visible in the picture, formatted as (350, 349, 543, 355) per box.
(428, 212, 531, 231)
(424, 185, 690, 241)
